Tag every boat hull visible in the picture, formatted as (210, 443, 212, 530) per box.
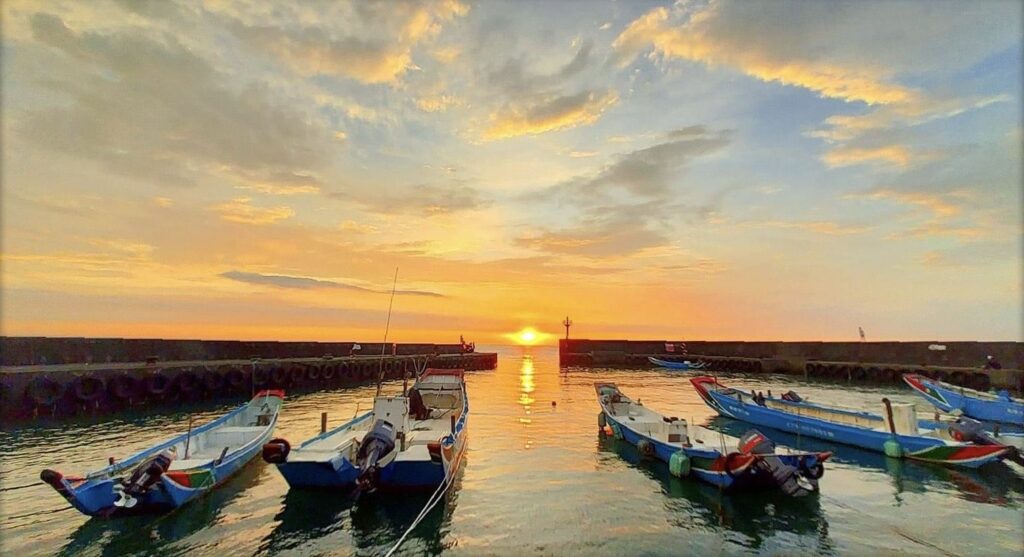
(272, 369, 469, 493)
(691, 377, 1008, 468)
(648, 357, 702, 370)
(44, 390, 283, 517)
(903, 374, 1024, 425)
(603, 412, 820, 493)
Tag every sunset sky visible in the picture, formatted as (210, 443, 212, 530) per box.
(1, 0, 1021, 344)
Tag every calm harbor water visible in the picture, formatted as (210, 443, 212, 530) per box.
(2, 345, 1022, 556)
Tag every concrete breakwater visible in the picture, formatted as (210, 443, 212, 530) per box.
(0, 337, 497, 421)
(559, 339, 1024, 391)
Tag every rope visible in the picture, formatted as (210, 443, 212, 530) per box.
(383, 465, 455, 557)
(0, 481, 44, 492)
(2, 505, 74, 522)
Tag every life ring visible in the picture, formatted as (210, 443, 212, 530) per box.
(108, 374, 138, 400)
(145, 372, 172, 397)
(339, 362, 352, 381)
(270, 366, 288, 386)
(251, 366, 269, 387)
(27, 376, 65, 406)
(72, 375, 105, 402)
(851, 366, 866, 380)
(226, 367, 247, 391)
(203, 369, 225, 393)
(321, 364, 337, 381)
(637, 439, 655, 459)
(307, 364, 322, 382)
(288, 365, 305, 384)
(175, 370, 199, 395)
(262, 437, 291, 464)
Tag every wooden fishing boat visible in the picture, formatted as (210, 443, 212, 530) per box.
(691, 376, 1013, 468)
(595, 383, 830, 496)
(263, 369, 467, 493)
(648, 357, 705, 370)
(40, 390, 284, 517)
(903, 374, 1024, 426)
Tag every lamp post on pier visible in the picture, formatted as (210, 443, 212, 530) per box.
(562, 316, 573, 340)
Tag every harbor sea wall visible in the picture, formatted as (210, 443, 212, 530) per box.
(0, 336, 497, 421)
(559, 339, 1024, 391)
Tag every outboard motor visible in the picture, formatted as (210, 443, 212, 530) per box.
(113, 446, 177, 508)
(355, 420, 397, 493)
(949, 417, 1023, 466)
(739, 430, 815, 497)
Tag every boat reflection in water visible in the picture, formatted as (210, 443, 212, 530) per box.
(597, 432, 835, 555)
(708, 417, 1024, 507)
(58, 459, 265, 557)
(259, 460, 464, 556)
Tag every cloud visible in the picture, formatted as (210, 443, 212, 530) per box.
(822, 145, 913, 168)
(484, 89, 618, 140)
(332, 183, 489, 216)
(20, 13, 331, 187)
(613, 5, 914, 105)
(416, 94, 465, 113)
(516, 219, 668, 258)
(744, 220, 870, 236)
(220, 271, 444, 297)
(339, 220, 379, 234)
(545, 126, 731, 200)
(233, 171, 323, 195)
(221, 1, 468, 84)
(211, 197, 294, 225)
(848, 189, 964, 219)
(613, 2, 1020, 170)
(520, 127, 733, 257)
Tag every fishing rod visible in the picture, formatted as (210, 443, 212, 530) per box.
(375, 267, 399, 397)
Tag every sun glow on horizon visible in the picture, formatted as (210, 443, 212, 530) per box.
(507, 327, 549, 345)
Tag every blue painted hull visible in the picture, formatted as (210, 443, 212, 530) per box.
(44, 392, 283, 517)
(692, 379, 1008, 468)
(274, 373, 469, 493)
(904, 374, 1024, 425)
(648, 357, 701, 370)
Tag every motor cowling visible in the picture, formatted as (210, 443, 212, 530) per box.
(356, 420, 397, 492)
(262, 437, 291, 464)
(739, 429, 816, 497)
(948, 417, 989, 444)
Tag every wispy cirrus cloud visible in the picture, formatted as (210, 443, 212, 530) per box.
(220, 270, 445, 297)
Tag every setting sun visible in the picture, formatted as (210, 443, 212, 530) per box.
(506, 327, 549, 345)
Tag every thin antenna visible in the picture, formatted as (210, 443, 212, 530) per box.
(376, 267, 399, 396)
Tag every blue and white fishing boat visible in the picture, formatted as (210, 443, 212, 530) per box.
(263, 369, 468, 493)
(903, 374, 1024, 426)
(691, 376, 1013, 468)
(648, 357, 706, 370)
(41, 390, 284, 517)
(595, 383, 829, 496)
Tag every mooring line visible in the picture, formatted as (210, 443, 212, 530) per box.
(2, 505, 74, 522)
(0, 481, 44, 492)
(383, 467, 455, 557)
(822, 494, 959, 557)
